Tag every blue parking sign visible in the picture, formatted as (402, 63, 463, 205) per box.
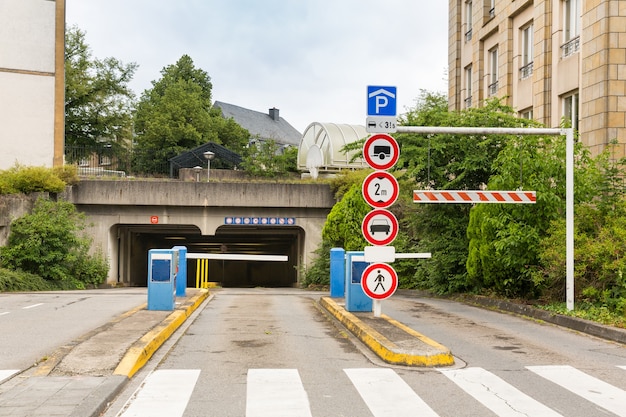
(367, 86, 397, 116)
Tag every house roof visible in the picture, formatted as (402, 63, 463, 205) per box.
(213, 101, 302, 146)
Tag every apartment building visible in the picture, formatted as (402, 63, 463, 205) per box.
(448, 0, 626, 157)
(0, 0, 65, 169)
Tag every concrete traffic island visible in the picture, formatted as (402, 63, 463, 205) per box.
(320, 296, 454, 367)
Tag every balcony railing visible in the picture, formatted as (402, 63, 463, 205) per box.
(465, 28, 473, 42)
(464, 96, 472, 108)
(488, 81, 499, 96)
(561, 36, 580, 58)
(489, 7, 495, 18)
(520, 62, 533, 80)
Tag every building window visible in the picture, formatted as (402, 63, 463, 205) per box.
(488, 47, 499, 96)
(488, 0, 495, 18)
(465, 0, 473, 42)
(561, 0, 580, 57)
(520, 23, 534, 79)
(562, 92, 579, 130)
(464, 65, 473, 108)
(520, 108, 534, 120)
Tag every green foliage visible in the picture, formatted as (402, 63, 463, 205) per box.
(322, 184, 370, 251)
(0, 199, 108, 288)
(0, 268, 58, 292)
(395, 95, 534, 292)
(65, 26, 137, 153)
(241, 141, 298, 177)
(0, 165, 67, 195)
(52, 165, 80, 186)
(133, 55, 249, 174)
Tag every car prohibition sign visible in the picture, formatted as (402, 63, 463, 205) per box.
(361, 209, 399, 246)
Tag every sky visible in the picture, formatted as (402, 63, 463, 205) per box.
(66, 1, 449, 134)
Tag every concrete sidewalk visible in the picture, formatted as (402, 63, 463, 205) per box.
(0, 289, 209, 417)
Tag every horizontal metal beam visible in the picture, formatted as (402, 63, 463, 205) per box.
(395, 126, 565, 136)
(187, 253, 288, 262)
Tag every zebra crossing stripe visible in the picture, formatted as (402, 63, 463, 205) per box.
(0, 370, 19, 382)
(440, 367, 563, 417)
(619, 365, 626, 371)
(117, 369, 200, 417)
(246, 369, 312, 417)
(527, 365, 626, 417)
(344, 368, 439, 417)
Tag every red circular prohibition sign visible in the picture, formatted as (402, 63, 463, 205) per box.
(362, 170, 399, 209)
(363, 134, 400, 170)
(361, 209, 399, 246)
(361, 262, 398, 300)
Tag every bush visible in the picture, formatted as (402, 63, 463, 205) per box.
(0, 164, 71, 195)
(0, 268, 57, 292)
(0, 198, 108, 288)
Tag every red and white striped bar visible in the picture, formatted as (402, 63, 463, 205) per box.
(413, 190, 536, 204)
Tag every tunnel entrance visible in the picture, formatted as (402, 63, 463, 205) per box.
(113, 224, 304, 288)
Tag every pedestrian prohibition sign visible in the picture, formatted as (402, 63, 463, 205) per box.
(361, 262, 398, 300)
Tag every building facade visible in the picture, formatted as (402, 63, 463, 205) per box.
(0, 0, 65, 169)
(449, 0, 626, 157)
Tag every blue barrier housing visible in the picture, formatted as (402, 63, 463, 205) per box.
(172, 246, 187, 297)
(330, 248, 346, 297)
(147, 249, 178, 311)
(345, 251, 372, 312)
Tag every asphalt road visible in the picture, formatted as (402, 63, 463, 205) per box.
(0, 289, 147, 371)
(104, 288, 626, 417)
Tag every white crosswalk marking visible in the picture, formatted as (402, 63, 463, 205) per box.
(0, 370, 19, 383)
(440, 367, 563, 417)
(246, 369, 312, 417)
(344, 368, 439, 417)
(527, 365, 626, 417)
(619, 365, 626, 371)
(116, 369, 200, 417)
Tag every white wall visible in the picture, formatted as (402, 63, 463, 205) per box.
(0, 0, 57, 169)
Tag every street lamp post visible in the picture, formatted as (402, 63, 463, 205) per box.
(203, 151, 215, 182)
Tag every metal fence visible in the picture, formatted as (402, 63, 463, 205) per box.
(64, 145, 169, 178)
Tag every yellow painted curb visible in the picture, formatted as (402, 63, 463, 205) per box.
(114, 289, 209, 378)
(320, 297, 454, 367)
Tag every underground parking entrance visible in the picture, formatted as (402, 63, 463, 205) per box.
(113, 224, 304, 288)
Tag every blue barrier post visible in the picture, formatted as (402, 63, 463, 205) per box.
(344, 251, 372, 312)
(172, 246, 187, 297)
(147, 249, 177, 311)
(330, 248, 345, 298)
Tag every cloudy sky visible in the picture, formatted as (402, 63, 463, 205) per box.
(66, 1, 449, 133)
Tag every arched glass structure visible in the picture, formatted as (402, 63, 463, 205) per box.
(297, 123, 368, 179)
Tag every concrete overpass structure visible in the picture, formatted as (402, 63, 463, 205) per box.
(64, 180, 335, 287)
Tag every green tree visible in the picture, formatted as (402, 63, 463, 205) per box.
(0, 199, 108, 288)
(65, 26, 137, 154)
(133, 55, 249, 174)
(395, 94, 537, 293)
(241, 140, 298, 177)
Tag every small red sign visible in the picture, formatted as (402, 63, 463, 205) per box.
(150, 216, 159, 224)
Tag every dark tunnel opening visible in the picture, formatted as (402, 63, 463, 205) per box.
(114, 224, 304, 288)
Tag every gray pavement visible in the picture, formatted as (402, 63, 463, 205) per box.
(0, 287, 624, 417)
(0, 289, 209, 417)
